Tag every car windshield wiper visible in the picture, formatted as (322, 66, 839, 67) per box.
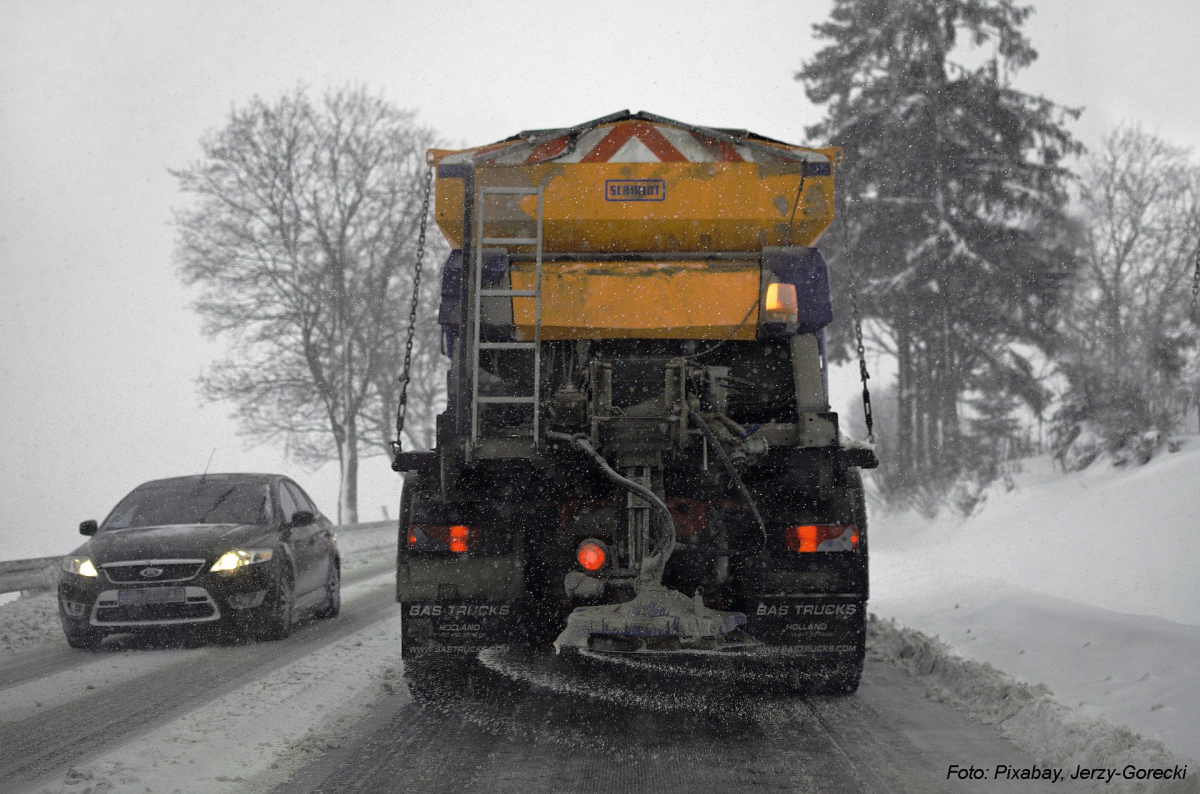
(197, 486, 237, 523)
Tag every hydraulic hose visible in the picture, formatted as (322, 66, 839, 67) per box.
(546, 432, 676, 588)
(689, 412, 769, 552)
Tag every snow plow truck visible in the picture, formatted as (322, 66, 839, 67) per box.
(392, 111, 877, 694)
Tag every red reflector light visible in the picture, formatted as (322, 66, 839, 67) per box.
(408, 524, 479, 554)
(576, 540, 608, 572)
(785, 524, 858, 553)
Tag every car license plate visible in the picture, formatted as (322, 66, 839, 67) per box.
(118, 588, 186, 606)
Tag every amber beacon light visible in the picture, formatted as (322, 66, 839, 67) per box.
(764, 282, 799, 321)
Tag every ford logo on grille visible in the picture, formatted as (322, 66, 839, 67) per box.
(140, 567, 164, 578)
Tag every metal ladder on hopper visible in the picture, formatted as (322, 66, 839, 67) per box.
(469, 185, 544, 453)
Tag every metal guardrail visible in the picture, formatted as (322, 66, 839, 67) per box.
(0, 557, 62, 595)
(0, 519, 395, 596)
(338, 520, 393, 532)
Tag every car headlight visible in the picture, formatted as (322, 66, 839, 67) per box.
(210, 548, 274, 572)
(62, 557, 98, 577)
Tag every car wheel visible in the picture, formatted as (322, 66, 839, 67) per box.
(314, 560, 341, 619)
(61, 619, 103, 651)
(256, 564, 295, 641)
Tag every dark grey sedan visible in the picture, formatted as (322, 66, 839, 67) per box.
(58, 473, 340, 649)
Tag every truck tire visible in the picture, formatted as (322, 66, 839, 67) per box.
(813, 659, 864, 695)
(822, 466, 868, 696)
(404, 658, 488, 706)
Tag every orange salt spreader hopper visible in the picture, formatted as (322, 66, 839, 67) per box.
(428, 110, 840, 342)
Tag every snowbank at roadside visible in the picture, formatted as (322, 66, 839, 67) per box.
(868, 615, 1196, 794)
(871, 439, 1200, 625)
(0, 591, 61, 656)
(873, 582, 1200, 764)
(869, 437, 1200, 768)
(334, 521, 395, 576)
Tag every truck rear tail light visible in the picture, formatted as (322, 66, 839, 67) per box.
(408, 524, 480, 554)
(576, 539, 608, 572)
(785, 524, 858, 553)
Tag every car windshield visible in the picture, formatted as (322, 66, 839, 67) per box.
(102, 482, 272, 529)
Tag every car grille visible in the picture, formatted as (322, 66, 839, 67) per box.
(94, 602, 217, 623)
(102, 560, 206, 583)
(90, 586, 220, 626)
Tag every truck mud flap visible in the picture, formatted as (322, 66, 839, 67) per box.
(401, 600, 520, 659)
(742, 595, 865, 659)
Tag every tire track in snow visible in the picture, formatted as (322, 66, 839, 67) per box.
(279, 656, 944, 794)
(278, 652, 1084, 794)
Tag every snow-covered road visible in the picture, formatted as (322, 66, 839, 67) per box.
(0, 531, 1070, 794)
(1, 572, 398, 792)
(265, 647, 1082, 794)
(0, 524, 402, 793)
(3, 570, 1073, 794)
(1, 457, 1196, 794)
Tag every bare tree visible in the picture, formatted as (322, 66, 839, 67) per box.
(1054, 125, 1200, 463)
(363, 235, 449, 454)
(174, 86, 436, 522)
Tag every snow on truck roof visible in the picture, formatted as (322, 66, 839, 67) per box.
(431, 110, 837, 167)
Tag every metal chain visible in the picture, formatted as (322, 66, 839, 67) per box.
(393, 164, 434, 455)
(850, 276, 874, 443)
(838, 165, 875, 443)
(1190, 246, 1200, 323)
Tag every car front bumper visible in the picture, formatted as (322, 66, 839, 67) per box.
(59, 560, 280, 631)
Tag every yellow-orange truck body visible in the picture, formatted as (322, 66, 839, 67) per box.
(428, 118, 838, 341)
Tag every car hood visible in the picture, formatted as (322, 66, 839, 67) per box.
(82, 523, 276, 564)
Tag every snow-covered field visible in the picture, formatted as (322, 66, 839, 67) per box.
(869, 437, 1200, 774)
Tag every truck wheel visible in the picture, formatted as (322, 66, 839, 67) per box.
(404, 658, 482, 706)
(403, 659, 439, 704)
(813, 660, 864, 695)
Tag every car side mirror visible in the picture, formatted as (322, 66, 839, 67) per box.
(80, 519, 98, 536)
(290, 510, 315, 527)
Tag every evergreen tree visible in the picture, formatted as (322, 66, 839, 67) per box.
(798, 0, 1081, 501)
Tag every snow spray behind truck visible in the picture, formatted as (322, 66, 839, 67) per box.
(392, 111, 877, 693)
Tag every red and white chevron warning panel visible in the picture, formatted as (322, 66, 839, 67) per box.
(436, 112, 831, 168)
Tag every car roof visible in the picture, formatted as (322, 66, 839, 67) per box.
(136, 473, 283, 489)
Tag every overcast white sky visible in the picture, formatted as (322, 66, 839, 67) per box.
(2, 0, 1199, 560)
